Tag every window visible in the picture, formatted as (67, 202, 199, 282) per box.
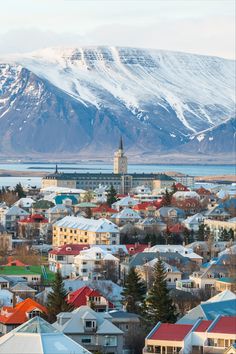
(81, 336, 91, 344)
(28, 310, 41, 319)
(104, 336, 117, 347)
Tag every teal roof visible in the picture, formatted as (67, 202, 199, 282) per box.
(77, 202, 97, 208)
(216, 277, 236, 284)
(54, 195, 78, 205)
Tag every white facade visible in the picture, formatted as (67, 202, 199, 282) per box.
(73, 247, 119, 279)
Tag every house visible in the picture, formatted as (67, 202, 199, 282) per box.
(0, 277, 9, 290)
(0, 289, 16, 307)
(1, 206, 29, 236)
(204, 218, 236, 240)
(111, 207, 141, 226)
(0, 265, 54, 286)
(182, 213, 205, 232)
(10, 283, 37, 300)
(112, 196, 139, 211)
(14, 198, 35, 211)
(143, 316, 236, 354)
(0, 229, 12, 252)
(54, 194, 79, 206)
(48, 244, 90, 277)
(31, 200, 55, 215)
(109, 310, 141, 352)
(45, 204, 72, 223)
(205, 205, 230, 221)
(173, 191, 200, 201)
(93, 184, 108, 203)
(17, 214, 49, 241)
(172, 197, 202, 215)
(53, 305, 124, 353)
(135, 217, 166, 234)
(174, 183, 189, 192)
(186, 241, 230, 260)
(0, 316, 92, 354)
(215, 278, 236, 293)
(132, 202, 157, 218)
(73, 246, 119, 279)
(92, 204, 117, 219)
(0, 298, 47, 334)
(52, 216, 120, 246)
(67, 285, 115, 311)
(145, 245, 203, 264)
(63, 279, 123, 310)
(177, 295, 236, 325)
(136, 259, 182, 288)
(157, 207, 185, 224)
(188, 254, 236, 290)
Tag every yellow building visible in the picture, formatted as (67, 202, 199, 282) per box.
(52, 216, 120, 247)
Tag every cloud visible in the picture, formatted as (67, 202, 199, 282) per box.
(0, 15, 234, 59)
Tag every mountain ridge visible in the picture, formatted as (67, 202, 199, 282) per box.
(0, 46, 235, 158)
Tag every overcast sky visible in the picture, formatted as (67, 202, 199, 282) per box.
(0, 0, 235, 58)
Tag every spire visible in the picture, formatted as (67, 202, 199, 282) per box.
(119, 136, 123, 150)
(55, 164, 58, 174)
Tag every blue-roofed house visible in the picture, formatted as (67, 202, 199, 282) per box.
(178, 296, 236, 324)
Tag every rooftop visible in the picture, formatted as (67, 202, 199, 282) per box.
(148, 323, 193, 341)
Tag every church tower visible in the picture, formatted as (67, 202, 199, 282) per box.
(113, 137, 128, 174)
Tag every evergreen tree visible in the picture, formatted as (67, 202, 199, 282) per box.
(162, 189, 172, 206)
(122, 267, 146, 314)
(219, 228, 230, 242)
(145, 259, 177, 326)
(228, 228, 234, 240)
(47, 270, 73, 322)
(107, 184, 117, 206)
(14, 183, 26, 198)
(197, 224, 205, 241)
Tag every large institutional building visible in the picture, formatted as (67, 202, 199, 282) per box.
(42, 139, 193, 193)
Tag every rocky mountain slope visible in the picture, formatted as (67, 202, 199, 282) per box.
(0, 47, 235, 158)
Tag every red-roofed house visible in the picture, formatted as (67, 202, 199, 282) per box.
(67, 285, 114, 311)
(17, 214, 49, 242)
(92, 204, 117, 219)
(132, 202, 157, 218)
(169, 223, 187, 234)
(48, 244, 90, 277)
(174, 183, 189, 192)
(143, 316, 236, 354)
(0, 298, 47, 334)
(144, 322, 193, 353)
(125, 243, 149, 255)
(5, 257, 27, 267)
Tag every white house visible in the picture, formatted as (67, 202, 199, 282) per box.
(112, 196, 138, 211)
(73, 246, 119, 279)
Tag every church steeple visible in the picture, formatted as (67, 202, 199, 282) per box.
(55, 164, 58, 174)
(114, 136, 128, 174)
(119, 136, 123, 151)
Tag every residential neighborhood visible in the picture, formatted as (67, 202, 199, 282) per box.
(0, 141, 235, 354)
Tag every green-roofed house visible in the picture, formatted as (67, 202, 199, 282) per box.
(0, 265, 55, 286)
(32, 200, 55, 215)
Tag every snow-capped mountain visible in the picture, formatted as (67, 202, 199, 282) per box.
(181, 117, 236, 154)
(0, 47, 235, 157)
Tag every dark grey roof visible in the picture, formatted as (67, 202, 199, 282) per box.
(109, 310, 140, 320)
(128, 251, 190, 269)
(44, 172, 174, 181)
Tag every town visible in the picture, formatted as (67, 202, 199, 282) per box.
(0, 140, 235, 354)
